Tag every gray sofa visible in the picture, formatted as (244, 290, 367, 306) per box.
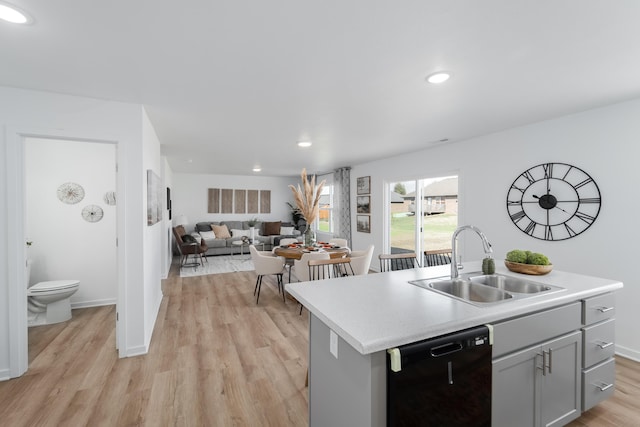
(194, 220, 301, 256)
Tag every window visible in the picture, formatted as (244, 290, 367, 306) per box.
(317, 184, 333, 233)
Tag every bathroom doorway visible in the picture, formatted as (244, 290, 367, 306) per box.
(24, 137, 118, 366)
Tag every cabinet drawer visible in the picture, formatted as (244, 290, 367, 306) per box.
(492, 302, 581, 358)
(583, 318, 615, 368)
(583, 293, 615, 325)
(582, 357, 615, 411)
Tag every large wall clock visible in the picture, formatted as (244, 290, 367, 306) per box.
(506, 162, 601, 241)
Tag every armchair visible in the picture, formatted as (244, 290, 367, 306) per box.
(173, 225, 208, 267)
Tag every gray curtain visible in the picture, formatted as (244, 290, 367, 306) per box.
(333, 167, 352, 246)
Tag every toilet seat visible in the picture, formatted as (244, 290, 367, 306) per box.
(28, 280, 80, 293)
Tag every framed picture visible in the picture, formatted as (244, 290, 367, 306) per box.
(357, 195, 371, 214)
(147, 170, 162, 226)
(357, 176, 371, 195)
(357, 215, 371, 233)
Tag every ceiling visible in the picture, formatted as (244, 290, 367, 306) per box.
(2, 1, 640, 177)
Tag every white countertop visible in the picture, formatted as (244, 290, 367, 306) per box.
(285, 261, 623, 355)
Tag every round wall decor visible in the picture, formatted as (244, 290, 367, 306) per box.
(506, 162, 601, 241)
(81, 205, 104, 223)
(57, 182, 85, 204)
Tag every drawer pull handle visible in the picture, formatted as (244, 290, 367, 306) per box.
(596, 341, 614, 349)
(595, 382, 613, 392)
(596, 306, 614, 313)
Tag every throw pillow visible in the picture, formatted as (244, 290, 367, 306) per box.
(182, 234, 197, 244)
(211, 224, 231, 239)
(199, 230, 216, 239)
(264, 221, 281, 236)
(280, 226, 295, 235)
(231, 228, 250, 238)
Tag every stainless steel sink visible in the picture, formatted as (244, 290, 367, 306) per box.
(469, 274, 557, 294)
(429, 279, 513, 303)
(408, 274, 564, 307)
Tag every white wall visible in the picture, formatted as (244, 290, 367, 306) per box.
(172, 173, 297, 231)
(0, 86, 162, 379)
(142, 109, 164, 343)
(25, 138, 117, 307)
(351, 98, 640, 361)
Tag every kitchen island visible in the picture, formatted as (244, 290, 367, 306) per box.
(286, 261, 623, 427)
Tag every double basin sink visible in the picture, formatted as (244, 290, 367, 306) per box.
(409, 273, 564, 306)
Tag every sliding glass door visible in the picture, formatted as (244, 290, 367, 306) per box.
(388, 176, 458, 265)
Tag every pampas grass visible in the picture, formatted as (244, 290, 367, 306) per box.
(289, 168, 325, 224)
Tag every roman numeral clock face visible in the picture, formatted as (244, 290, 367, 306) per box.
(507, 163, 601, 241)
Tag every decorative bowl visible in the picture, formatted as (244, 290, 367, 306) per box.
(504, 260, 553, 275)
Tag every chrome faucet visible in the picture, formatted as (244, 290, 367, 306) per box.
(450, 225, 493, 279)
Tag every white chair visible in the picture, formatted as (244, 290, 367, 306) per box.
(250, 245, 286, 304)
(274, 238, 299, 282)
(291, 252, 330, 282)
(329, 238, 349, 249)
(278, 238, 298, 247)
(349, 244, 374, 275)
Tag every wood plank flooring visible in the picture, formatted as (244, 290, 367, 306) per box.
(1, 260, 638, 426)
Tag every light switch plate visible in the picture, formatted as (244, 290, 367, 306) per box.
(330, 330, 338, 358)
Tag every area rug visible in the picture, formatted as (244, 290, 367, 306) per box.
(179, 255, 254, 277)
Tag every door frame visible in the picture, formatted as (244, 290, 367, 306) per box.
(385, 172, 460, 261)
(6, 126, 126, 378)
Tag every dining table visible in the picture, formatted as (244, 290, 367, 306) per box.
(273, 244, 351, 283)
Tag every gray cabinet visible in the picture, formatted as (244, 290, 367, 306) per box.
(491, 302, 582, 427)
(492, 331, 581, 427)
(581, 293, 616, 411)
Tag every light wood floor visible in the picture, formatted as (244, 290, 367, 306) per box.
(1, 261, 638, 426)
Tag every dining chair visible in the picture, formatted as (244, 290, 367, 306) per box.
(349, 244, 374, 275)
(292, 252, 330, 282)
(329, 237, 349, 248)
(307, 257, 355, 280)
(249, 245, 286, 304)
(275, 238, 299, 282)
(379, 252, 420, 272)
(423, 249, 453, 267)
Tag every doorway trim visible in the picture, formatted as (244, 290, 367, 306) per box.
(6, 126, 126, 378)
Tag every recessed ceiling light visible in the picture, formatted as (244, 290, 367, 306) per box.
(252, 167, 262, 172)
(297, 141, 312, 148)
(426, 71, 451, 84)
(0, 2, 33, 24)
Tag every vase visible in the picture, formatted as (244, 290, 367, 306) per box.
(304, 226, 316, 246)
(250, 227, 256, 244)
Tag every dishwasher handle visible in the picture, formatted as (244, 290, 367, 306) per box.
(431, 341, 464, 357)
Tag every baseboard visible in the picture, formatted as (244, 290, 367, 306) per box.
(71, 298, 116, 309)
(616, 344, 640, 362)
(0, 368, 10, 381)
(125, 345, 149, 357)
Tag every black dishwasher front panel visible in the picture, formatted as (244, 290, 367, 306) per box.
(387, 325, 492, 427)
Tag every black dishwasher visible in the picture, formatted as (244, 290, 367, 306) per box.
(387, 325, 492, 427)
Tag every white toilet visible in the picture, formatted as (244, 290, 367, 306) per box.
(26, 259, 80, 327)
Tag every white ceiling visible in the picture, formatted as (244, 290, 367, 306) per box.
(2, 1, 640, 176)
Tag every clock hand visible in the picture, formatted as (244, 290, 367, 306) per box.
(532, 195, 569, 213)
